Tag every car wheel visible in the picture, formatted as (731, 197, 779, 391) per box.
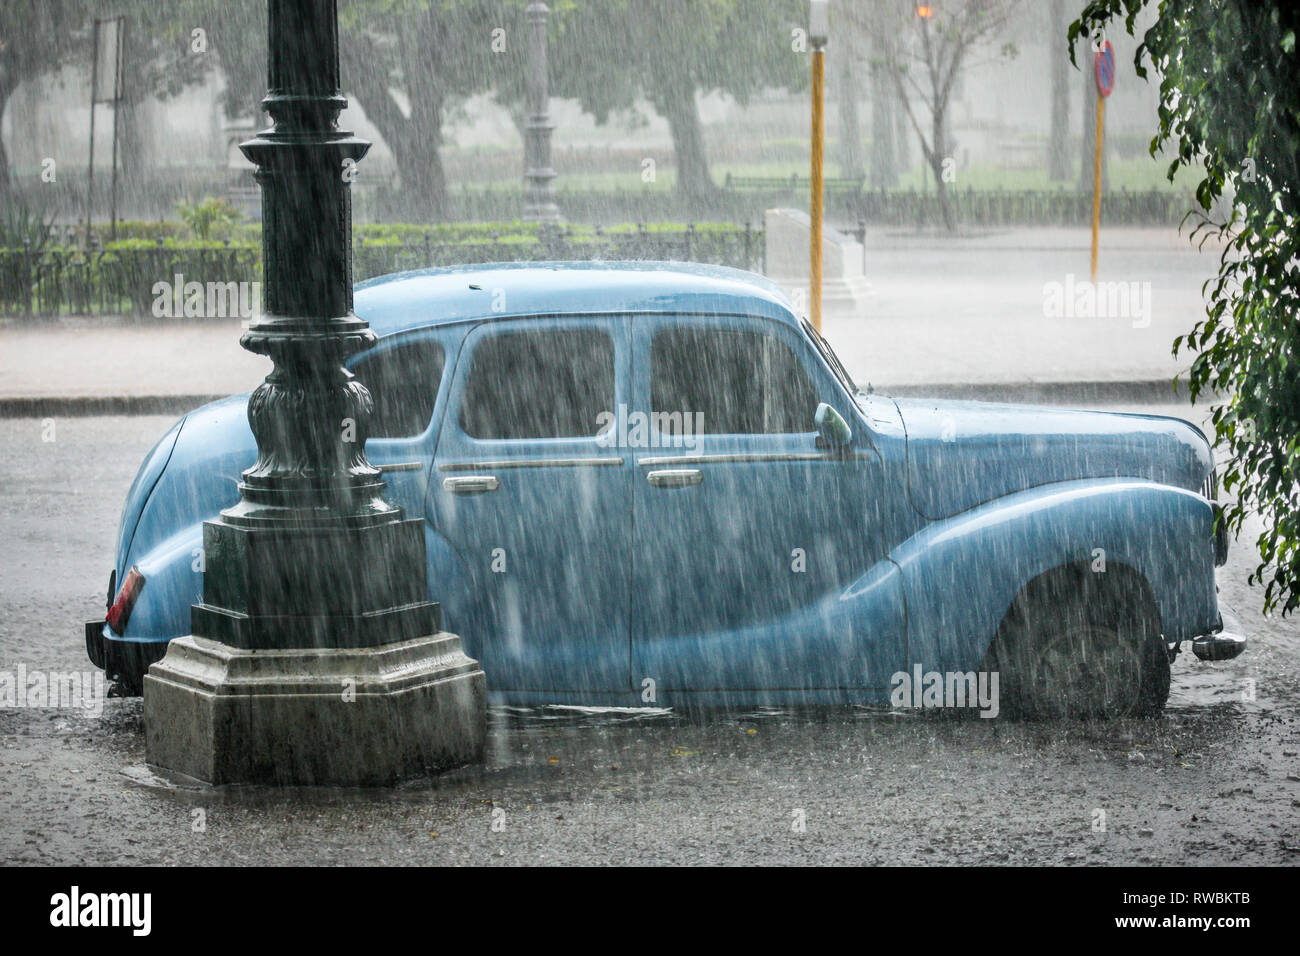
(988, 568, 1169, 720)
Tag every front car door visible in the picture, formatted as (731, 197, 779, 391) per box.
(630, 314, 905, 698)
(430, 316, 633, 695)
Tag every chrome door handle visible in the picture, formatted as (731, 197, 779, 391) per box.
(646, 469, 703, 488)
(442, 475, 499, 495)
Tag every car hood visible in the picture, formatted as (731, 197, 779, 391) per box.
(892, 397, 1213, 520)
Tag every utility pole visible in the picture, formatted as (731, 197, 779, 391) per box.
(809, 0, 828, 333)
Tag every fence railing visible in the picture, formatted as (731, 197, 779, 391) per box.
(0, 224, 764, 317)
(0, 245, 261, 317)
(847, 187, 1192, 227)
(362, 185, 1196, 226)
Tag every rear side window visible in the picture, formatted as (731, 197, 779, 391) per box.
(651, 325, 818, 434)
(352, 340, 444, 438)
(459, 328, 614, 440)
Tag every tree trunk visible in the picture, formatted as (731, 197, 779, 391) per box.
(118, 25, 152, 209)
(348, 39, 449, 222)
(0, 131, 12, 208)
(869, 47, 897, 190)
(838, 54, 864, 180)
(1048, 0, 1070, 181)
(0, 77, 16, 208)
(652, 72, 715, 202)
(386, 108, 449, 222)
(405, 87, 450, 221)
(894, 84, 910, 173)
(930, 108, 955, 231)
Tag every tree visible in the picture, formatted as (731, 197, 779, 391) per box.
(839, 5, 903, 190)
(837, 36, 865, 180)
(551, 0, 807, 202)
(0, 1, 89, 202)
(192, 0, 517, 221)
(867, 34, 901, 190)
(0, 0, 219, 208)
(1047, 0, 1071, 181)
(1070, 0, 1300, 613)
(846, 0, 1023, 230)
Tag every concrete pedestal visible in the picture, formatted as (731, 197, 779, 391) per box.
(764, 207, 873, 317)
(144, 632, 485, 786)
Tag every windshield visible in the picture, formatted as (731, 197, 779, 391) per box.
(801, 319, 860, 397)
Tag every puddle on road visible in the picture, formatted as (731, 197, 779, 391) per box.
(8, 667, 1278, 814)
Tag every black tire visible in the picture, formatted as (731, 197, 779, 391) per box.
(986, 566, 1170, 720)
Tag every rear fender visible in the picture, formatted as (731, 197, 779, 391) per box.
(115, 523, 205, 642)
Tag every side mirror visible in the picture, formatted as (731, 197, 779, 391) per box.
(814, 402, 851, 449)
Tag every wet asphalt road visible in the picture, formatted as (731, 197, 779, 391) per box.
(1, 409, 1298, 866)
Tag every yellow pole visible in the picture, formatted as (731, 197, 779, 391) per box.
(1090, 93, 1105, 283)
(811, 44, 825, 333)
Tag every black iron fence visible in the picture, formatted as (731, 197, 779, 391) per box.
(0, 245, 261, 317)
(0, 224, 764, 317)
(848, 187, 1193, 228)
(351, 223, 764, 281)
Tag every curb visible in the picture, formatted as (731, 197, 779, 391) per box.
(878, 379, 1207, 406)
(0, 380, 1213, 418)
(0, 395, 226, 418)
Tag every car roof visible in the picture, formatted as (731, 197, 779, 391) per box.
(353, 260, 801, 338)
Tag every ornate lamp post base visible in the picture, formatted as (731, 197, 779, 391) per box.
(145, 633, 484, 786)
(142, 0, 486, 785)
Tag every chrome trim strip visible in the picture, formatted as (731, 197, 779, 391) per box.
(377, 461, 425, 473)
(637, 452, 869, 466)
(439, 456, 624, 472)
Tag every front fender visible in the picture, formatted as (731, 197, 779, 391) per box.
(892, 478, 1218, 673)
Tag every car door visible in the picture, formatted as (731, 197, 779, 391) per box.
(430, 316, 633, 693)
(350, 333, 448, 518)
(630, 314, 904, 694)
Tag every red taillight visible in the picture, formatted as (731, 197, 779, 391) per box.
(105, 566, 146, 635)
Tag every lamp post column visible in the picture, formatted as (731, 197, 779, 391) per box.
(524, 2, 561, 223)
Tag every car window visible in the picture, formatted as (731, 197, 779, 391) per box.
(651, 325, 818, 435)
(459, 327, 614, 440)
(352, 339, 444, 439)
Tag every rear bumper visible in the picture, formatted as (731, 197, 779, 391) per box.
(1188, 608, 1247, 661)
(84, 622, 170, 690)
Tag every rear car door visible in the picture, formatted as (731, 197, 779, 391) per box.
(430, 317, 633, 694)
(350, 333, 447, 517)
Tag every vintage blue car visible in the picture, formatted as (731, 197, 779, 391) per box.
(86, 261, 1243, 716)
